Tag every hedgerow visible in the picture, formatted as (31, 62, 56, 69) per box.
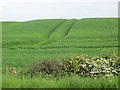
(26, 53, 120, 79)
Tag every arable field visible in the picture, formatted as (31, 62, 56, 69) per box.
(2, 18, 119, 88)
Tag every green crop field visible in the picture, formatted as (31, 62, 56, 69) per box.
(1, 18, 119, 88)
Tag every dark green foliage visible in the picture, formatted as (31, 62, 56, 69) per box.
(27, 53, 120, 79)
(27, 60, 64, 78)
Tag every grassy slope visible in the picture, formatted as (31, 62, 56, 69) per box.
(2, 19, 66, 45)
(2, 18, 118, 67)
(2, 18, 118, 88)
(50, 19, 77, 39)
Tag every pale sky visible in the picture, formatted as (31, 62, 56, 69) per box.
(0, 0, 119, 21)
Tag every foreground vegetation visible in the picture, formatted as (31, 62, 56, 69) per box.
(2, 53, 119, 88)
(28, 52, 119, 79)
(2, 18, 119, 88)
(2, 74, 118, 88)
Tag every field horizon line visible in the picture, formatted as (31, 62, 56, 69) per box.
(1, 17, 118, 23)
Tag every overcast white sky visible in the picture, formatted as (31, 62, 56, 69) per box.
(0, 0, 119, 21)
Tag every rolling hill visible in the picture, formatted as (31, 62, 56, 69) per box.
(2, 18, 118, 67)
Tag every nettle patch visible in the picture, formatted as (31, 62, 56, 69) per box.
(26, 53, 120, 79)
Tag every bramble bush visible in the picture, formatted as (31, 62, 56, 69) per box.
(26, 52, 120, 79)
